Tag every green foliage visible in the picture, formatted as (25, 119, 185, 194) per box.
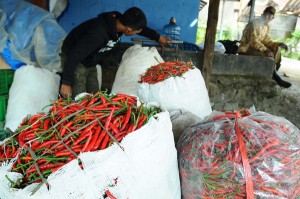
(196, 22, 207, 44)
(196, 23, 234, 44)
(281, 29, 300, 60)
(281, 51, 300, 61)
(216, 28, 234, 41)
(285, 30, 300, 53)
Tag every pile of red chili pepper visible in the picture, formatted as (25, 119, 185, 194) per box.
(178, 110, 300, 199)
(139, 61, 193, 84)
(0, 92, 161, 188)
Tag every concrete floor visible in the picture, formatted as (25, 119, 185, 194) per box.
(279, 57, 300, 100)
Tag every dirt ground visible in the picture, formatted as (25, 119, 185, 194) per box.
(279, 57, 300, 100)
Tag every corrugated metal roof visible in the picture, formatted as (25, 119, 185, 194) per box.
(199, 0, 241, 12)
(199, 1, 207, 11)
(279, 0, 300, 14)
(249, 0, 300, 15)
(255, 0, 300, 15)
(238, 0, 300, 22)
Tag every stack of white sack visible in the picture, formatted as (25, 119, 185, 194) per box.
(4, 65, 60, 131)
(111, 44, 164, 96)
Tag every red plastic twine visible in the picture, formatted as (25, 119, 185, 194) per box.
(234, 112, 254, 199)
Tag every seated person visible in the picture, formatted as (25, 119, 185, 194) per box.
(238, 6, 291, 88)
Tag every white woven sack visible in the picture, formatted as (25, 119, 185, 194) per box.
(0, 111, 181, 199)
(138, 68, 212, 119)
(111, 44, 164, 96)
(4, 65, 60, 132)
(170, 109, 203, 144)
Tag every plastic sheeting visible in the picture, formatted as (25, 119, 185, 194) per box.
(197, 41, 226, 54)
(0, 0, 66, 72)
(49, 0, 68, 19)
(1, 41, 25, 70)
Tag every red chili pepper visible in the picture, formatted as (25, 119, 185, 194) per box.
(115, 93, 133, 98)
(261, 185, 286, 197)
(115, 131, 127, 142)
(43, 118, 51, 130)
(120, 106, 131, 131)
(87, 97, 98, 107)
(127, 123, 136, 134)
(109, 123, 120, 135)
(27, 113, 46, 124)
(55, 138, 74, 151)
(99, 92, 107, 104)
(79, 98, 89, 107)
(55, 147, 82, 157)
(249, 141, 279, 163)
(84, 103, 110, 111)
(112, 115, 124, 128)
(100, 134, 110, 150)
(26, 163, 53, 175)
(82, 131, 93, 152)
(111, 96, 128, 103)
(4, 146, 11, 158)
(137, 114, 147, 129)
(18, 133, 27, 147)
(72, 131, 91, 146)
(58, 107, 67, 119)
(105, 189, 117, 199)
(60, 119, 79, 137)
(93, 129, 106, 150)
(21, 156, 33, 161)
(140, 61, 191, 84)
(23, 134, 36, 141)
(85, 125, 101, 152)
(35, 140, 60, 150)
(51, 164, 64, 173)
(73, 122, 97, 146)
(91, 106, 116, 150)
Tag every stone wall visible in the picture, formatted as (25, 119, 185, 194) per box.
(207, 53, 300, 129)
(102, 43, 300, 129)
(209, 74, 300, 129)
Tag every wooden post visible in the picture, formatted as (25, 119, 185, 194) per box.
(202, 0, 220, 90)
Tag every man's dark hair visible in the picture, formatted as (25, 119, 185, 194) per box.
(119, 7, 147, 30)
(263, 6, 276, 15)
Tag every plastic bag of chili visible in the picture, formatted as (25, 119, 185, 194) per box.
(178, 108, 300, 199)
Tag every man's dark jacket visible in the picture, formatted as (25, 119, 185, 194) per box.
(61, 11, 160, 86)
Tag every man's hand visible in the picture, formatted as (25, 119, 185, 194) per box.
(158, 36, 172, 46)
(60, 84, 72, 99)
(264, 49, 274, 57)
(279, 43, 288, 51)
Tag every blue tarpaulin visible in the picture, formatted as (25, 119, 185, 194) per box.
(0, 0, 66, 72)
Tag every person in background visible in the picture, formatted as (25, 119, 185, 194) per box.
(60, 7, 171, 99)
(238, 6, 291, 88)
